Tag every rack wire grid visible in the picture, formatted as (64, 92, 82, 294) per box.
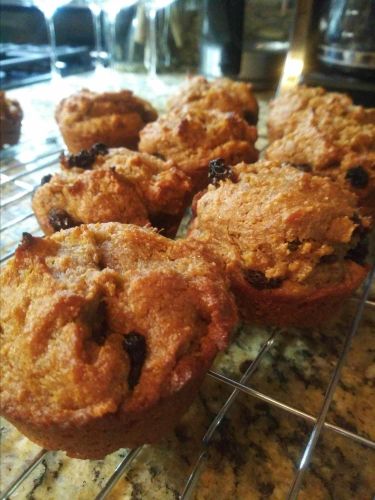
(1, 117, 375, 500)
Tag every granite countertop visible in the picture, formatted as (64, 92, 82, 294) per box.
(1, 71, 374, 500)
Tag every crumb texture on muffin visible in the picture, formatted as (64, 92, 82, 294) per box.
(0, 223, 237, 458)
(55, 88, 158, 153)
(167, 76, 259, 124)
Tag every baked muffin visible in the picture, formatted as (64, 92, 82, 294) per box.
(0, 223, 237, 459)
(267, 85, 354, 142)
(0, 91, 23, 148)
(33, 144, 192, 236)
(266, 105, 375, 217)
(167, 76, 259, 125)
(188, 160, 370, 328)
(139, 106, 259, 192)
(55, 88, 158, 153)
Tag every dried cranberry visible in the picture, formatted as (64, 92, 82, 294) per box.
(245, 270, 283, 290)
(123, 332, 147, 389)
(48, 208, 78, 232)
(345, 166, 369, 189)
(287, 239, 301, 251)
(91, 143, 109, 155)
(40, 174, 52, 185)
(319, 254, 338, 264)
(208, 158, 235, 186)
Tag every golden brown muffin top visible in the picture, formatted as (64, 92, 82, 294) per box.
(167, 76, 259, 124)
(32, 168, 150, 235)
(0, 223, 237, 427)
(60, 145, 192, 216)
(139, 106, 258, 176)
(189, 160, 370, 286)
(267, 85, 353, 141)
(0, 91, 23, 122)
(55, 88, 157, 128)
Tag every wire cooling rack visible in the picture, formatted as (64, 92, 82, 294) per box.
(1, 131, 375, 500)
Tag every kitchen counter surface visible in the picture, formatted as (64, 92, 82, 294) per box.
(1, 71, 374, 500)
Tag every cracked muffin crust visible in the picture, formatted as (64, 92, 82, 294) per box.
(0, 223, 238, 459)
(33, 146, 192, 236)
(139, 106, 259, 192)
(266, 101, 375, 217)
(0, 91, 23, 148)
(188, 160, 370, 327)
(55, 88, 158, 153)
(167, 76, 259, 125)
(267, 85, 354, 142)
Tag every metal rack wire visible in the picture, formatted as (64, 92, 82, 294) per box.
(1, 141, 374, 500)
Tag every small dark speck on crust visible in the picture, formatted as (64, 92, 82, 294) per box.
(345, 166, 369, 189)
(290, 163, 312, 173)
(287, 239, 301, 251)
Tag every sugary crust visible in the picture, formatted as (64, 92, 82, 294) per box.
(34, 148, 193, 237)
(55, 89, 158, 153)
(167, 76, 259, 124)
(266, 103, 375, 217)
(267, 85, 353, 142)
(139, 107, 259, 192)
(0, 223, 238, 459)
(188, 160, 370, 327)
(0, 91, 23, 148)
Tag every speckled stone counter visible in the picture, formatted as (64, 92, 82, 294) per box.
(1, 71, 374, 500)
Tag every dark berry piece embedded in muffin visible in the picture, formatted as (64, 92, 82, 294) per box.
(345, 166, 369, 189)
(346, 238, 369, 265)
(123, 332, 147, 389)
(91, 143, 109, 155)
(287, 239, 301, 251)
(40, 174, 53, 185)
(244, 270, 283, 290)
(48, 208, 78, 231)
(208, 158, 235, 186)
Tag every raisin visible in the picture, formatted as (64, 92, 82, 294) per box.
(123, 332, 147, 389)
(245, 270, 283, 290)
(208, 158, 235, 186)
(243, 110, 257, 125)
(91, 143, 108, 156)
(67, 149, 95, 169)
(319, 254, 338, 264)
(346, 238, 368, 265)
(40, 174, 52, 185)
(287, 239, 301, 251)
(48, 208, 78, 232)
(345, 166, 369, 189)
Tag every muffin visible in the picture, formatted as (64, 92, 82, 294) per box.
(0, 223, 237, 459)
(33, 144, 192, 236)
(188, 160, 370, 328)
(167, 76, 259, 125)
(266, 105, 375, 217)
(0, 91, 23, 148)
(139, 106, 259, 192)
(55, 88, 158, 153)
(267, 85, 354, 142)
